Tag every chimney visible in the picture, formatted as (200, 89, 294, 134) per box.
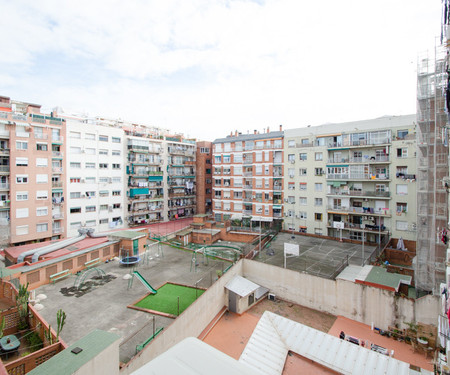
(279, 124, 283, 131)
(235, 130, 238, 136)
(230, 131, 233, 137)
(267, 126, 270, 133)
(254, 130, 257, 135)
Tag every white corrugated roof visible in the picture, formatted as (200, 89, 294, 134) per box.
(239, 311, 431, 375)
(336, 265, 364, 282)
(131, 337, 262, 375)
(225, 275, 261, 297)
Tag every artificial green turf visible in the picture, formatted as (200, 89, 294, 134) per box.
(134, 283, 205, 316)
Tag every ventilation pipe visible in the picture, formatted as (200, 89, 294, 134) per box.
(17, 229, 89, 264)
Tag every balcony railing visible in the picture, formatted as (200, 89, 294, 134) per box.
(52, 182, 63, 188)
(349, 155, 390, 163)
(327, 205, 390, 215)
(0, 148, 9, 155)
(0, 166, 9, 173)
(327, 190, 390, 198)
(0, 183, 9, 189)
(52, 167, 63, 173)
(327, 173, 390, 180)
(52, 136, 64, 143)
(52, 227, 64, 234)
(52, 151, 63, 158)
(34, 133, 48, 140)
(52, 213, 64, 220)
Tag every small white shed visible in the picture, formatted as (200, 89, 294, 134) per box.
(225, 276, 269, 314)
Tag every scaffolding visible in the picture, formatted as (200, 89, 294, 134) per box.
(416, 43, 449, 294)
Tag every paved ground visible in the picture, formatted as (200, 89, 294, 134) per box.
(34, 243, 229, 364)
(256, 232, 376, 279)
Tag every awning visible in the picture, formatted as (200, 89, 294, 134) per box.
(327, 181, 346, 187)
(326, 164, 348, 168)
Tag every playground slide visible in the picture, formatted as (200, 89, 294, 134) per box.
(133, 271, 157, 294)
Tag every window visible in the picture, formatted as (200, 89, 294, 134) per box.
(86, 206, 96, 212)
(70, 192, 81, 199)
(99, 218, 109, 224)
(396, 202, 407, 213)
(70, 147, 81, 154)
(113, 203, 121, 209)
(288, 196, 295, 204)
(299, 183, 307, 190)
(200, 147, 210, 153)
(288, 168, 295, 178)
(112, 190, 121, 196)
(315, 213, 322, 221)
(70, 162, 81, 169)
(112, 164, 120, 169)
(85, 163, 95, 169)
(315, 183, 323, 192)
(396, 221, 408, 231)
(288, 154, 295, 163)
(112, 137, 121, 143)
(16, 157, 28, 166)
(16, 141, 28, 150)
(299, 153, 307, 161)
(16, 225, 29, 236)
(376, 184, 386, 192)
(70, 131, 81, 139)
(299, 168, 307, 176)
(396, 148, 407, 158)
(299, 211, 307, 219)
(99, 177, 108, 183)
(255, 152, 262, 162)
(36, 174, 48, 184)
(86, 220, 96, 227)
(85, 177, 96, 183)
(301, 139, 309, 145)
(99, 135, 108, 142)
(274, 140, 282, 148)
(36, 143, 47, 151)
(70, 207, 82, 214)
(112, 150, 121, 156)
(36, 207, 48, 216)
(99, 191, 109, 197)
(36, 223, 48, 233)
(288, 140, 295, 148)
(315, 152, 323, 161)
(86, 191, 95, 197)
(85, 133, 95, 140)
(99, 149, 108, 155)
(16, 191, 28, 201)
(70, 222, 82, 229)
(36, 158, 48, 167)
(299, 197, 307, 205)
(315, 198, 323, 206)
(70, 178, 81, 183)
(396, 184, 408, 195)
(16, 208, 29, 218)
(16, 175, 28, 184)
(314, 228, 323, 235)
(99, 163, 108, 169)
(397, 130, 408, 140)
(315, 168, 324, 176)
(112, 177, 121, 183)
(85, 148, 95, 155)
(36, 190, 48, 200)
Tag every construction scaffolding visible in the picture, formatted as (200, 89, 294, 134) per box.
(416, 43, 449, 294)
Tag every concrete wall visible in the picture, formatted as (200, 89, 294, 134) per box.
(242, 259, 439, 329)
(121, 260, 243, 374)
(76, 339, 120, 375)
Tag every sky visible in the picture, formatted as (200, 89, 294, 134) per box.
(0, 0, 443, 141)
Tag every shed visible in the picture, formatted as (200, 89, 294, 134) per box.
(225, 276, 268, 314)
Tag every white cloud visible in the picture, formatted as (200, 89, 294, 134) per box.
(0, 0, 443, 140)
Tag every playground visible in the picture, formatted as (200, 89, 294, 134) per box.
(33, 240, 230, 364)
(131, 282, 205, 318)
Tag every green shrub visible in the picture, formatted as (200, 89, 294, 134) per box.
(27, 332, 43, 352)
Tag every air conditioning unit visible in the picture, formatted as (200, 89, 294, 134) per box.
(81, 179, 85, 183)
(268, 293, 276, 301)
(289, 160, 295, 164)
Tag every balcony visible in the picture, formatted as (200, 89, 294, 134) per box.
(328, 157, 349, 163)
(0, 166, 9, 173)
(52, 182, 63, 188)
(243, 209, 253, 215)
(52, 151, 63, 158)
(349, 155, 390, 163)
(52, 213, 64, 220)
(0, 183, 9, 190)
(52, 227, 64, 234)
(0, 200, 10, 209)
(52, 167, 63, 174)
(273, 185, 282, 191)
(52, 136, 64, 143)
(327, 205, 390, 216)
(327, 173, 390, 180)
(327, 190, 390, 198)
(327, 221, 388, 232)
(34, 133, 48, 140)
(0, 148, 9, 156)
(0, 130, 9, 138)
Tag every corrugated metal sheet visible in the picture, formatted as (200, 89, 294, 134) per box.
(225, 276, 260, 297)
(239, 311, 424, 375)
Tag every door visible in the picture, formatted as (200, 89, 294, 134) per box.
(228, 291, 237, 313)
(133, 239, 139, 255)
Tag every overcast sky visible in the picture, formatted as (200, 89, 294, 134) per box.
(0, 0, 442, 141)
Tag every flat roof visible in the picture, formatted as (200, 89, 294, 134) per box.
(225, 276, 260, 297)
(213, 130, 283, 144)
(28, 330, 120, 375)
(109, 231, 147, 240)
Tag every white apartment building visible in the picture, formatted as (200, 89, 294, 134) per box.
(64, 116, 126, 237)
(284, 115, 417, 244)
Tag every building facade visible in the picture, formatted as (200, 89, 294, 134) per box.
(0, 96, 67, 246)
(195, 141, 212, 215)
(212, 127, 284, 226)
(283, 115, 417, 244)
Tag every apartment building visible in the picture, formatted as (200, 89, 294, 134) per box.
(196, 141, 213, 215)
(283, 115, 417, 244)
(166, 137, 196, 220)
(62, 115, 126, 237)
(0, 96, 67, 246)
(212, 127, 284, 226)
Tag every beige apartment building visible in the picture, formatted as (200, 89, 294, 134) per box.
(284, 115, 417, 244)
(212, 127, 284, 226)
(0, 96, 66, 246)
